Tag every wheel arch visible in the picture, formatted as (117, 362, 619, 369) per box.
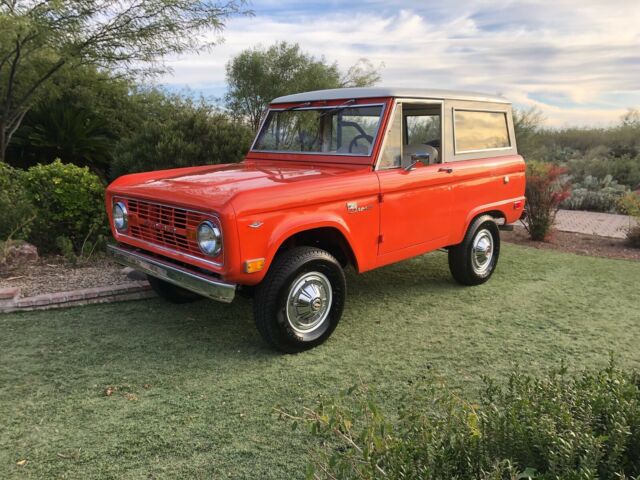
(271, 225, 359, 272)
(455, 207, 507, 245)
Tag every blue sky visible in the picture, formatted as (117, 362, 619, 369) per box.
(161, 0, 640, 127)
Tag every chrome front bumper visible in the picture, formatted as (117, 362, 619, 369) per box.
(107, 244, 236, 303)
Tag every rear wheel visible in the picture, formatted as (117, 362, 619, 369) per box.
(253, 247, 346, 353)
(448, 215, 500, 286)
(147, 275, 203, 303)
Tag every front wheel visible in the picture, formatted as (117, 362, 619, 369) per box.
(253, 247, 346, 353)
(448, 215, 500, 286)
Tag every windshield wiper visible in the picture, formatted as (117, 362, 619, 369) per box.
(281, 101, 311, 112)
(318, 98, 356, 118)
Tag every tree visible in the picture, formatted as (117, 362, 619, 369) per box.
(513, 106, 545, 159)
(0, 0, 248, 162)
(621, 108, 640, 127)
(225, 42, 381, 130)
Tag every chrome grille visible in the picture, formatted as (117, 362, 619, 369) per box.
(124, 198, 217, 259)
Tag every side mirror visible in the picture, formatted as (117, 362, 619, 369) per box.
(403, 152, 430, 171)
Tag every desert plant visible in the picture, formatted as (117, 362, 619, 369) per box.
(562, 175, 629, 213)
(22, 159, 107, 253)
(567, 153, 640, 191)
(286, 359, 640, 480)
(523, 161, 571, 241)
(617, 192, 640, 248)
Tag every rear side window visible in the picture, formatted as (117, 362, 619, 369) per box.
(454, 110, 510, 153)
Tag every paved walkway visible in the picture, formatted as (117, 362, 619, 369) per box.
(554, 209, 636, 239)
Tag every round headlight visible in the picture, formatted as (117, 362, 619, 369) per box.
(113, 201, 128, 231)
(197, 221, 222, 257)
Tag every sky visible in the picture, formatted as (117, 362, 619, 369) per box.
(160, 0, 640, 127)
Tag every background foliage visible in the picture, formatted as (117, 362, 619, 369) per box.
(111, 91, 253, 178)
(7, 67, 133, 178)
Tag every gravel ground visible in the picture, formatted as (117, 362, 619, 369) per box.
(0, 255, 132, 298)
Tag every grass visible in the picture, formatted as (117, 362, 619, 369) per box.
(1, 244, 640, 478)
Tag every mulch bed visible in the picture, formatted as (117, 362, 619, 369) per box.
(502, 225, 640, 261)
(0, 255, 131, 298)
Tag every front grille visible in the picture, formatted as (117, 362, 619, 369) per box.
(125, 198, 219, 260)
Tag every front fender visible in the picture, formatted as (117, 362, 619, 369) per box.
(231, 199, 379, 285)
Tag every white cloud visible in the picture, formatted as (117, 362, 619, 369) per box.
(158, 1, 640, 127)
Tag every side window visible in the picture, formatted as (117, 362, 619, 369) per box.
(406, 115, 441, 146)
(378, 104, 402, 169)
(454, 110, 510, 153)
(402, 105, 442, 164)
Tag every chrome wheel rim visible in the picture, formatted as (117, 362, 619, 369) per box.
(471, 229, 494, 275)
(286, 272, 333, 334)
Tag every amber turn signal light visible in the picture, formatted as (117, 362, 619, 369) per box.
(244, 258, 265, 273)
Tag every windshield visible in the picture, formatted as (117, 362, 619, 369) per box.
(252, 105, 384, 156)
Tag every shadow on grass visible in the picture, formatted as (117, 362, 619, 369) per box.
(116, 254, 454, 342)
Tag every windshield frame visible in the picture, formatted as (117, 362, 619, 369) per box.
(250, 102, 387, 157)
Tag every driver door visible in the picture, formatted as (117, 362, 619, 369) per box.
(376, 101, 453, 255)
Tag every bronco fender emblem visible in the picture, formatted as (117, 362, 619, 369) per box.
(346, 202, 372, 213)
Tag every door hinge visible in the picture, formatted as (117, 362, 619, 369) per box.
(377, 234, 384, 244)
(378, 193, 384, 203)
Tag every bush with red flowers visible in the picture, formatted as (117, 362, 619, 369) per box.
(524, 161, 572, 241)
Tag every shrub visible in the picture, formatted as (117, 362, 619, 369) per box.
(22, 159, 107, 254)
(110, 92, 253, 179)
(618, 192, 640, 248)
(523, 161, 571, 241)
(0, 162, 36, 241)
(562, 175, 629, 213)
(289, 360, 640, 480)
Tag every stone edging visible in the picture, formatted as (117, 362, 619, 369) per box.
(0, 281, 154, 314)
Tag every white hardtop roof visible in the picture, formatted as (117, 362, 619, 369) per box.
(272, 87, 510, 105)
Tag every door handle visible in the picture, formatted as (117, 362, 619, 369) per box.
(438, 167, 453, 173)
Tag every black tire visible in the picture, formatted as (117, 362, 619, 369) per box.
(253, 246, 346, 353)
(147, 275, 203, 304)
(448, 215, 500, 286)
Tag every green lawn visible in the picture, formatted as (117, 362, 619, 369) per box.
(1, 244, 640, 479)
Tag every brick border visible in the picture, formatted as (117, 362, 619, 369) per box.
(0, 281, 154, 314)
